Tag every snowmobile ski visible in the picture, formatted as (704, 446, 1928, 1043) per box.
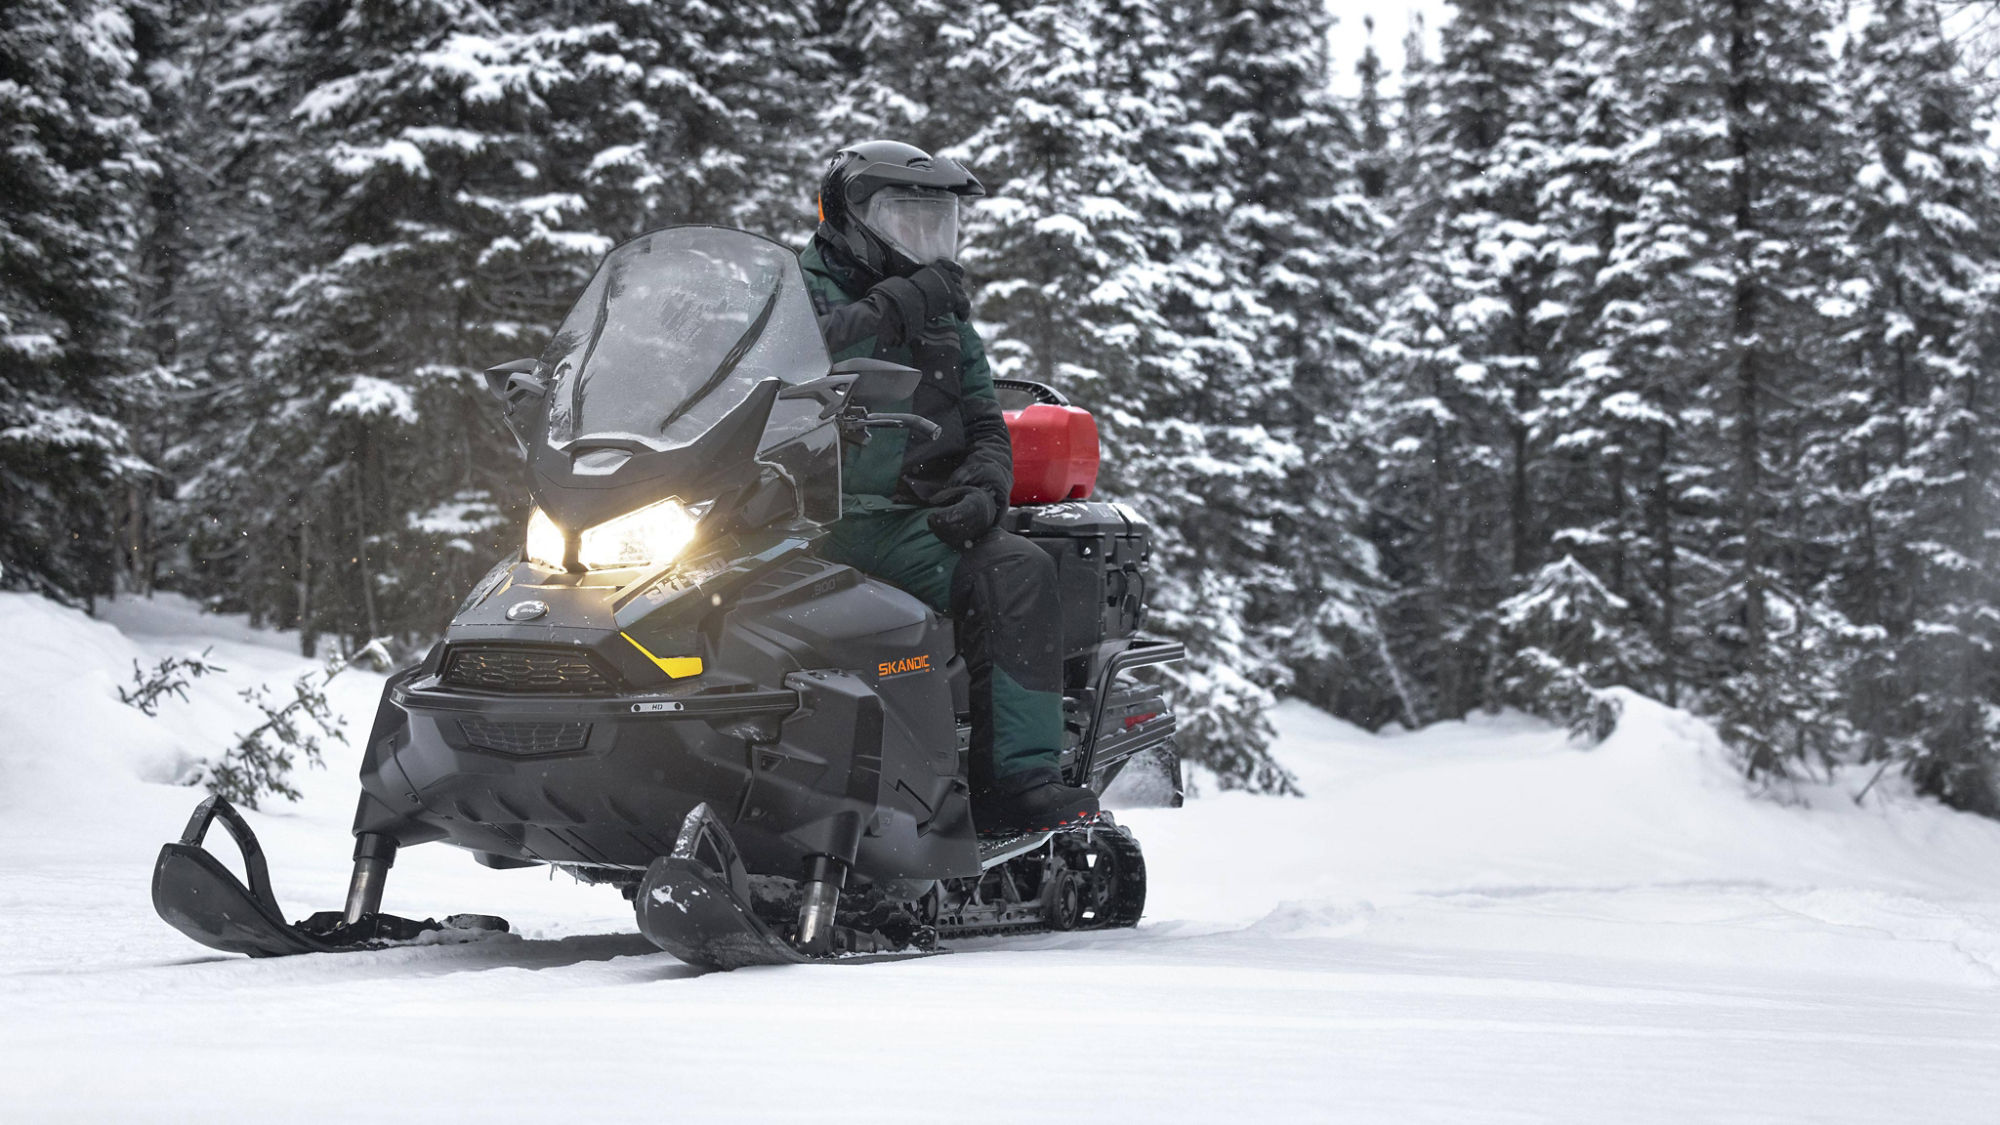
(151, 796, 508, 958)
(634, 802, 812, 969)
(633, 802, 928, 970)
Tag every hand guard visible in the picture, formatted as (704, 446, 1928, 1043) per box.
(926, 485, 1000, 551)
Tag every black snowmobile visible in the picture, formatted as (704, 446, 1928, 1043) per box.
(152, 226, 1182, 969)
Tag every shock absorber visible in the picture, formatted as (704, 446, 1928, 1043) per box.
(795, 854, 845, 955)
(342, 833, 398, 924)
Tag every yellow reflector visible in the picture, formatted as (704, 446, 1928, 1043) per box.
(621, 632, 704, 679)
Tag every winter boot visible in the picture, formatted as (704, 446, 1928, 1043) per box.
(971, 767, 1100, 835)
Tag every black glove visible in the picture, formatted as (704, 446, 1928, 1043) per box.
(926, 485, 999, 551)
(926, 260, 972, 320)
(871, 260, 969, 345)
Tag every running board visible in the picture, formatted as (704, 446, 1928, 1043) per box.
(977, 830, 1055, 869)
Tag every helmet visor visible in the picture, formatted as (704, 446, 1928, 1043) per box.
(860, 186, 960, 266)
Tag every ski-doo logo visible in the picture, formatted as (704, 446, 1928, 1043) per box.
(878, 654, 932, 679)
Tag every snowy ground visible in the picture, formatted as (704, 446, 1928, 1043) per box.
(3, 592, 1999, 1122)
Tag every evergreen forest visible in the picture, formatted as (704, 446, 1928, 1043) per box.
(7, 0, 2000, 812)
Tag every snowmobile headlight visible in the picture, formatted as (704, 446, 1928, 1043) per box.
(525, 508, 567, 570)
(577, 498, 699, 571)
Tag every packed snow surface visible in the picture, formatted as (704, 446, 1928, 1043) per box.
(3, 592, 1998, 1122)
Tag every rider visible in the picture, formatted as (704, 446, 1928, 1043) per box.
(800, 139, 1099, 834)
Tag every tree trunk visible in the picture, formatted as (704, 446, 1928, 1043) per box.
(1651, 422, 1678, 707)
(296, 517, 315, 658)
(1608, 452, 1626, 600)
(126, 482, 150, 595)
(351, 435, 381, 642)
(1509, 285, 1535, 577)
(1727, 0, 1766, 657)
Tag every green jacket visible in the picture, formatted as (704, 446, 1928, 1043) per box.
(799, 237, 1013, 515)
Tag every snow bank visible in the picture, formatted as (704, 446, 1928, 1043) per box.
(1130, 692, 2000, 977)
(0, 591, 389, 810)
(0, 591, 233, 805)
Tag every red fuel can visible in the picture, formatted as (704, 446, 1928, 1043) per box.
(1003, 403, 1100, 505)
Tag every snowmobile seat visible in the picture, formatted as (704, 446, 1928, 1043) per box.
(997, 379, 1099, 506)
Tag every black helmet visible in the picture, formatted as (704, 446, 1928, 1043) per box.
(817, 139, 985, 278)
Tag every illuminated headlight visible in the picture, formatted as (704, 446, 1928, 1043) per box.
(581, 498, 700, 570)
(525, 508, 568, 569)
(525, 500, 702, 571)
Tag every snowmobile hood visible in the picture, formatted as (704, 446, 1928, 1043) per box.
(521, 227, 836, 531)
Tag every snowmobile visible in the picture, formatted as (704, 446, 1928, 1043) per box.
(151, 226, 1183, 969)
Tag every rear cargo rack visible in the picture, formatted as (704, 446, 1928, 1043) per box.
(1076, 637, 1184, 783)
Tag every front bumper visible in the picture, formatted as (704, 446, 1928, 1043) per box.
(357, 668, 975, 882)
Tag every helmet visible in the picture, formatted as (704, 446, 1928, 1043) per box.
(817, 139, 985, 278)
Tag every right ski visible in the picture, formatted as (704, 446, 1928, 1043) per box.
(634, 803, 932, 970)
(634, 801, 809, 969)
(634, 854, 812, 970)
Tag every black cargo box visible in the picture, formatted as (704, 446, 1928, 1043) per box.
(1001, 501, 1151, 687)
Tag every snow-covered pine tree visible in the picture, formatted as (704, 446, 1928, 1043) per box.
(0, 1, 162, 602)
(144, 0, 352, 638)
(1354, 18, 1392, 202)
(1922, 271, 2000, 810)
(1828, 0, 2000, 809)
(1613, 0, 1858, 776)
(1421, 13, 1682, 742)
(1369, 0, 1576, 721)
(1495, 555, 1648, 741)
(556, 0, 818, 240)
(810, 0, 984, 163)
(1173, 0, 1394, 731)
(169, 0, 589, 650)
(1528, 2, 1692, 706)
(137, 0, 302, 607)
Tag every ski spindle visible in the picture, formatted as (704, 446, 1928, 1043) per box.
(795, 855, 845, 955)
(343, 834, 397, 924)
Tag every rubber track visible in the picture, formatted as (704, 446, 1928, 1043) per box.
(934, 825, 1145, 942)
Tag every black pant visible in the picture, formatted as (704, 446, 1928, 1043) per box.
(821, 508, 1064, 790)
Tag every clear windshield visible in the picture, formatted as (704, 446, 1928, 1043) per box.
(861, 187, 959, 265)
(539, 228, 830, 451)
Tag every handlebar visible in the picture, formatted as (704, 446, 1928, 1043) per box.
(838, 408, 942, 442)
(860, 413, 943, 441)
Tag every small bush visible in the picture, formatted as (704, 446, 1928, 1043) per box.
(118, 650, 225, 716)
(197, 640, 390, 810)
(1495, 558, 1647, 745)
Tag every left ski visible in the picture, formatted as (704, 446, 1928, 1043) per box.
(151, 796, 507, 958)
